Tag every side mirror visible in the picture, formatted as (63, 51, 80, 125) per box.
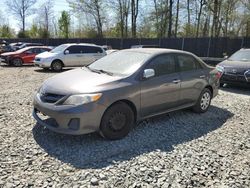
(64, 50, 69, 55)
(143, 69, 155, 79)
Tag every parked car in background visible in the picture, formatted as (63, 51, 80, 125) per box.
(17, 43, 44, 50)
(217, 48, 250, 86)
(9, 42, 25, 50)
(0, 46, 51, 66)
(131, 45, 160, 48)
(34, 43, 106, 71)
(33, 48, 220, 140)
(0, 45, 15, 54)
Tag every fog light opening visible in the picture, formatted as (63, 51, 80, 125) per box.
(68, 118, 80, 130)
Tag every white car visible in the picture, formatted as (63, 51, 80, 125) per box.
(34, 43, 106, 71)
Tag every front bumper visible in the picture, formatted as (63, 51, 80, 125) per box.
(34, 60, 51, 68)
(220, 73, 250, 85)
(33, 93, 107, 135)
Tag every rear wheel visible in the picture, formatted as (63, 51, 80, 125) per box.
(51, 61, 63, 72)
(100, 102, 134, 140)
(192, 88, 212, 113)
(12, 58, 23, 67)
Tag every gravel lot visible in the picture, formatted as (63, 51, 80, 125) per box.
(0, 65, 249, 188)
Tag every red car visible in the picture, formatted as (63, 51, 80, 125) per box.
(0, 46, 51, 66)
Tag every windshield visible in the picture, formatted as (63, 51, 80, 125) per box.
(51, 44, 68, 53)
(228, 50, 250, 61)
(88, 51, 151, 76)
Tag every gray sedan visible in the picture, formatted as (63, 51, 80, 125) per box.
(33, 48, 220, 140)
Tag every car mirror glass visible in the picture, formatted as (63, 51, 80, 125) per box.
(143, 69, 155, 79)
(64, 50, 69, 55)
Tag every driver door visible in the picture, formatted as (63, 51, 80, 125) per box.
(63, 45, 81, 66)
(22, 48, 36, 63)
(140, 54, 181, 117)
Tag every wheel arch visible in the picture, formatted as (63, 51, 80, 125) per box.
(52, 59, 64, 67)
(102, 99, 138, 123)
(205, 85, 213, 97)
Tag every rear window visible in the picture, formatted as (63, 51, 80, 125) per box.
(177, 54, 202, 72)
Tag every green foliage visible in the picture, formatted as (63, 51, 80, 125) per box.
(0, 25, 14, 38)
(17, 30, 30, 38)
(58, 11, 70, 38)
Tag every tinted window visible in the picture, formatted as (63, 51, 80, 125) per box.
(39, 48, 49, 53)
(67, 46, 82, 54)
(81, 46, 103, 53)
(177, 54, 200, 72)
(147, 54, 177, 77)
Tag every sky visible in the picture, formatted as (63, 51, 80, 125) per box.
(0, 0, 70, 32)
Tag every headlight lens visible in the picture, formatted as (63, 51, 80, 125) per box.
(62, 93, 102, 105)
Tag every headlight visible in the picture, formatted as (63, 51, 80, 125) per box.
(62, 93, 102, 105)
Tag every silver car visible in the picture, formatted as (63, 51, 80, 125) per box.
(34, 43, 106, 71)
(33, 49, 220, 140)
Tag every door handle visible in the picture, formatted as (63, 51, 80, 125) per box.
(172, 79, 181, 84)
(200, 75, 206, 78)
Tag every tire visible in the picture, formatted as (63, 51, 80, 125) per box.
(51, 61, 63, 72)
(192, 88, 212, 113)
(100, 102, 135, 140)
(12, 58, 23, 67)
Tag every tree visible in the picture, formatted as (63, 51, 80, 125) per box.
(58, 11, 70, 38)
(174, 0, 180, 37)
(68, 0, 105, 38)
(108, 0, 130, 39)
(38, 0, 54, 37)
(131, 0, 139, 38)
(6, 0, 37, 32)
(168, 0, 173, 38)
(196, 0, 206, 37)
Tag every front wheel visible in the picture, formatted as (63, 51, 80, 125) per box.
(192, 88, 212, 113)
(100, 102, 134, 140)
(51, 61, 63, 72)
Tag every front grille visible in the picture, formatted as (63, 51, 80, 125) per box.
(40, 93, 65, 103)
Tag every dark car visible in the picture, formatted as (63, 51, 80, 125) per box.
(217, 49, 250, 86)
(33, 48, 220, 140)
(17, 43, 44, 50)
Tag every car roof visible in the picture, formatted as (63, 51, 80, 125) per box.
(22, 46, 51, 50)
(123, 48, 193, 55)
(63, 43, 102, 47)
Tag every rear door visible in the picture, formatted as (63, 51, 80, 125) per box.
(140, 54, 181, 117)
(176, 54, 207, 105)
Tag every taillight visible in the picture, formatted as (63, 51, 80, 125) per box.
(216, 71, 223, 79)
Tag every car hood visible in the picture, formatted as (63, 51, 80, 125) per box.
(219, 60, 250, 69)
(218, 60, 250, 74)
(36, 51, 57, 58)
(41, 68, 123, 95)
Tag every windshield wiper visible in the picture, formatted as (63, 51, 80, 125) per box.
(98, 69, 114, 76)
(86, 67, 113, 76)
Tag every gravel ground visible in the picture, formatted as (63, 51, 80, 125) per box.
(0, 66, 249, 188)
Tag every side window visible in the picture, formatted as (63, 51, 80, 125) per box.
(148, 54, 177, 77)
(39, 48, 49, 53)
(80, 46, 103, 54)
(66, 46, 81, 54)
(177, 54, 200, 72)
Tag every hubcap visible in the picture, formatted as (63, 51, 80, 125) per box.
(200, 92, 211, 110)
(53, 62, 61, 70)
(108, 112, 126, 131)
